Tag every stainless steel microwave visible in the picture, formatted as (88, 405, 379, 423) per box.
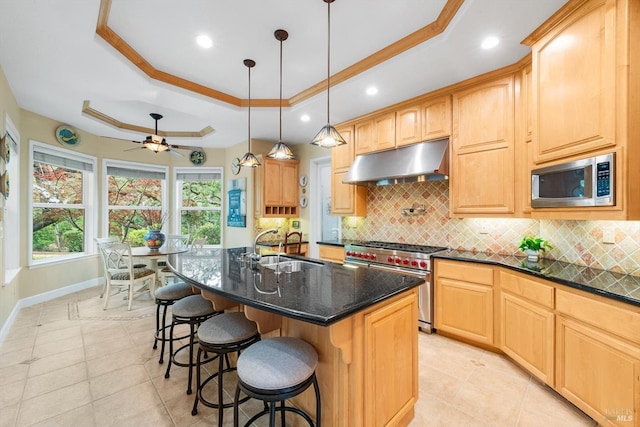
(531, 153, 615, 208)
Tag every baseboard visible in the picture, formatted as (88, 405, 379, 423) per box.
(0, 278, 102, 343)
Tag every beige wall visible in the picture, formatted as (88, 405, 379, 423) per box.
(0, 64, 21, 329)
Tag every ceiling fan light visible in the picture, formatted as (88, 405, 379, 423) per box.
(144, 141, 169, 152)
(267, 141, 295, 160)
(239, 151, 261, 167)
(310, 124, 346, 148)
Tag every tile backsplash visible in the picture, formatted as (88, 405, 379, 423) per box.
(341, 181, 640, 276)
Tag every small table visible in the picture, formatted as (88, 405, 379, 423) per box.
(130, 246, 190, 287)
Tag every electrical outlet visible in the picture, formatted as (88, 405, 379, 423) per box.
(479, 224, 489, 235)
(603, 227, 615, 244)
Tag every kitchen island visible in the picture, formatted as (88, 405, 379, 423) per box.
(168, 247, 424, 427)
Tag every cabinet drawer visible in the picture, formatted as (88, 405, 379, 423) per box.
(556, 289, 640, 345)
(434, 260, 493, 285)
(318, 245, 345, 264)
(500, 270, 554, 309)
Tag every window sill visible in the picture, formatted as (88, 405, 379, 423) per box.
(29, 253, 97, 269)
(3, 267, 21, 287)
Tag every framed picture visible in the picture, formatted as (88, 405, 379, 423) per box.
(291, 220, 300, 229)
(227, 178, 247, 228)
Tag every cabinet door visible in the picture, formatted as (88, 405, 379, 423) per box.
(374, 112, 396, 151)
(556, 316, 640, 426)
(281, 161, 298, 207)
(355, 120, 374, 155)
(332, 125, 354, 172)
(451, 76, 515, 215)
(396, 106, 422, 147)
(331, 171, 367, 216)
(531, 0, 616, 162)
(435, 277, 494, 345)
(318, 244, 345, 264)
(422, 95, 451, 141)
(501, 292, 554, 386)
(263, 159, 282, 206)
(364, 292, 418, 427)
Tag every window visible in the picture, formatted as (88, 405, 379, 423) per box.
(29, 141, 96, 264)
(104, 160, 168, 246)
(174, 168, 222, 246)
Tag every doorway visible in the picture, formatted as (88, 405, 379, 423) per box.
(309, 156, 340, 258)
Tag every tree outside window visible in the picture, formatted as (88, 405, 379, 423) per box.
(176, 169, 222, 246)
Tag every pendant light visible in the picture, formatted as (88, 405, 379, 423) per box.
(239, 59, 261, 168)
(266, 29, 295, 160)
(310, 0, 346, 148)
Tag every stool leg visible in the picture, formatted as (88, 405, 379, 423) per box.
(269, 402, 276, 427)
(233, 384, 241, 427)
(164, 319, 175, 379)
(191, 347, 203, 416)
(280, 400, 286, 427)
(186, 322, 195, 395)
(314, 376, 321, 427)
(217, 351, 225, 427)
(158, 304, 169, 364)
(153, 302, 161, 350)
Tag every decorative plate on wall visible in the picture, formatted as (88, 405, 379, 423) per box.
(0, 135, 9, 165)
(189, 150, 207, 166)
(55, 125, 80, 146)
(0, 171, 9, 200)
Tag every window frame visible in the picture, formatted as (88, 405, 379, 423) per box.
(102, 159, 169, 242)
(28, 140, 97, 266)
(4, 114, 20, 282)
(173, 166, 223, 247)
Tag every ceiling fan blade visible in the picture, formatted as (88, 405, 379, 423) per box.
(169, 144, 198, 151)
(167, 149, 184, 158)
(124, 146, 145, 152)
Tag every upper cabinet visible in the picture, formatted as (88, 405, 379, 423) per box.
(523, 0, 640, 220)
(450, 75, 516, 216)
(396, 95, 452, 147)
(527, 0, 616, 163)
(331, 125, 367, 216)
(354, 112, 396, 155)
(255, 156, 299, 218)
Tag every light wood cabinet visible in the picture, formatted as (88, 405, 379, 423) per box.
(527, 0, 617, 163)
(318, 244, 345, 264)
(499, 270, 554, 386)
(331, 125, 367, 216)
(396, 95, 452, 147)
(450, 75, 515, 216)
(364, 291, 418, 426)
(354, 112, 396, 155)
(255, 156, 299, 218)
(434, 259, 495, 345)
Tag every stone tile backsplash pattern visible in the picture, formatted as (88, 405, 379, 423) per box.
(341, 181, 640, 276)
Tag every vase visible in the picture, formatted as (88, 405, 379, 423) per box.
(143, 230, 165, 250)
(525, 249, 539, 262)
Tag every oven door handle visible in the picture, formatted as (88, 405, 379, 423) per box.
(345, 260, 428, 278)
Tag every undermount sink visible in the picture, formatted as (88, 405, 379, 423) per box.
(259, 256, 323, 272)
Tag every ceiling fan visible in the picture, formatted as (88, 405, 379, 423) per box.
(126, 113, 193, 157)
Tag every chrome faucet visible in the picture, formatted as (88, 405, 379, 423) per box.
(249, 228, 278, 268)
(275, 242, 284, 275)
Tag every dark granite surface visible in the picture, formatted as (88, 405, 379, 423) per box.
(432, 250, 640, 307)
(316, 239, 359, 247)
(168, 247, 424, 326)
(256, 238, 309, 247)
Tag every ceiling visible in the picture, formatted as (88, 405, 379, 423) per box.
(0, 0, 567, 150)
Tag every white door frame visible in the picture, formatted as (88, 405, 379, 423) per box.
(308, 155, 331, 259)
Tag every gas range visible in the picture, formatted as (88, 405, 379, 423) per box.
(344, 241, 448, 273)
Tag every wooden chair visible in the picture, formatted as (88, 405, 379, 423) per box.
(98, 242, 156, 310)
(158, 234, 190, 286)
(284, 232, 303, 255)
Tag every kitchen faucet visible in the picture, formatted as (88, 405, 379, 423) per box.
(249, 228, 278, 268)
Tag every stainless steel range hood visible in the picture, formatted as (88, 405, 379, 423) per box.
(343, 138, 449, 186)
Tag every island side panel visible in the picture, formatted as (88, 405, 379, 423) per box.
(282, 288, 419, 427)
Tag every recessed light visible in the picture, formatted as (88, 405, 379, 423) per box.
(300, 114, 310, 122)
(366, 86, 378, 96)
(481, 36, 499, 50)
(196, 35, 213, 49)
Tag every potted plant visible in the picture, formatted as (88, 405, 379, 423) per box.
(518, 236, 553, 262)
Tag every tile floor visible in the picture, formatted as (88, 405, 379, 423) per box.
(0, 286, 596, 427)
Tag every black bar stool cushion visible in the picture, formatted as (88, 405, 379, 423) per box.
(237, 337, 318, 390)
(198, 312, 259, 345)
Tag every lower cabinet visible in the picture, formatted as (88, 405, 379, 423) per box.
(318, 244, 345, 264)
(434, 260, 495, 346)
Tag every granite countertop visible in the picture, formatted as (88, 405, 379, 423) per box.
(316, 239, 360, 247)
(256, 238, 309, 247)
(168, 247, 424, 326)
(432, 250, 640, 307)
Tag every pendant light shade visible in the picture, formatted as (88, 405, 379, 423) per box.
(239, 59, 261, 168)
(267, 29, 295, 160)
(310, 0, 346, 148)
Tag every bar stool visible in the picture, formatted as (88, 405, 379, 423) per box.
(164, 293, 220, 394)
(191, 312, 261, 426)
(233, 337, 321, 427)
(152, 281, 196, 363)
